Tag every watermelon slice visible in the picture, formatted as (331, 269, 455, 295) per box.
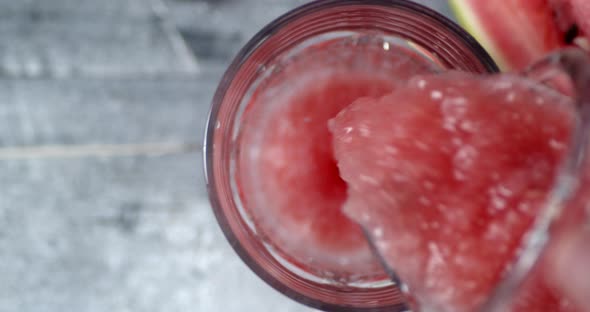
(450, 0, 590, 71)
(329, 71, 577, 311)
(569, 0, 590, 38)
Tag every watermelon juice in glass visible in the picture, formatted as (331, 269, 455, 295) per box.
(204, 0, 588, 311)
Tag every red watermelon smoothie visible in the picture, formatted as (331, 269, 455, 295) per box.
(206, 1, 498, 310)
(237, 35, 439, 281)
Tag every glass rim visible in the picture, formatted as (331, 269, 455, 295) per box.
(203, 0, 499, 310)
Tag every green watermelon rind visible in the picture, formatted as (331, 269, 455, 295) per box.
(449, 0, 509, 70)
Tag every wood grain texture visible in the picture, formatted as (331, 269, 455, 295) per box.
(0, 1, 451, 311)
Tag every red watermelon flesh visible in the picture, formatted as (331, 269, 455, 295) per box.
(452, 0, 565, 70)
(452, 0, 590, 71)
(569, 0, 590, 37)
(330, 72, 577, 311)
(237, 37, 437, 279)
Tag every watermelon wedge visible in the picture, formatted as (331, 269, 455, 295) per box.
(450, 0, 564, 70)
(329, 71, 577, 311)
(450, 0, 590, 71)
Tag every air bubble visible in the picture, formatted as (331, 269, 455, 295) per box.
(497, 185, 513, 197)
(359, 126, 371, 137)
(431, 90, 443, 100)
(373, 227, 384, 238)
(376, 241, 391, 252)
(506, 92, 516, 102)
(441, 98, 467, 124)
(417, 79, 427, 89)
(443, 116, 457, 131)
(454, 145, 477, 169)
(459, 120, 474, 132)
(491, 196, 506, 210)
(427, 242, 446, 271)
(359, 174, 379, 185)
(549, 139, 565, 150)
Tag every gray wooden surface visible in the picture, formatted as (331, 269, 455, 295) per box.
(0, 1, 451, 311)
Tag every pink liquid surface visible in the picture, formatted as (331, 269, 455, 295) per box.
(237, 37, 436, 279)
